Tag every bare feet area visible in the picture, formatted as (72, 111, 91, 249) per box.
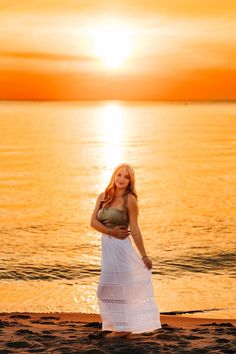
(0, 312, 235, 353)
(105, 331, 132, 338)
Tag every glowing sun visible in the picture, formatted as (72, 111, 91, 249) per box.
(93, 24, 132, 69)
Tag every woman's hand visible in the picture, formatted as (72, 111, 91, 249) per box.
(142, 256, 152, 270)
(111, 226, 130, 239)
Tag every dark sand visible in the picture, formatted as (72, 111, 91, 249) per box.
(0, 312, 235, 353)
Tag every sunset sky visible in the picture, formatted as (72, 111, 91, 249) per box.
(0, 0, 236, 100)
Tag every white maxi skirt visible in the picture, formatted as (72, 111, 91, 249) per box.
(97, 233, 162, 334)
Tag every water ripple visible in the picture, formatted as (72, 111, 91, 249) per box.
(154, 252, 236, 276)
(0, 263, 100, 281)
(0, 252, 235, 281)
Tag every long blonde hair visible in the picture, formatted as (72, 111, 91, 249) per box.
(99, 163, 138, 210)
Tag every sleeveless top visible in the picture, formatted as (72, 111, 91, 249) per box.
(97, 194, 129, 229)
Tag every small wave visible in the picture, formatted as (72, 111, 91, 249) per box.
(153, 252, 236, 276)
(0, 252, 235, 281)
(0, 263, 100, 281)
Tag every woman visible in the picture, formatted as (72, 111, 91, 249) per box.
(90, 163, 162, 338)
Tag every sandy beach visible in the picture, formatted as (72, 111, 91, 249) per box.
(0, 312, 235, 353)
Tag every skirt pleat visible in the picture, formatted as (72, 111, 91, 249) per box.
(97, 233, 162, 333)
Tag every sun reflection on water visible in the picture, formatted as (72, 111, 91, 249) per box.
(99, 102, 125, 187)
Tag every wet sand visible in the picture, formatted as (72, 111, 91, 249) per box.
(0, 312, 235, 353)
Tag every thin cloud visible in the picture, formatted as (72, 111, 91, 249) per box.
(0, 51, 96, 62)
(0, 0, 236, 17)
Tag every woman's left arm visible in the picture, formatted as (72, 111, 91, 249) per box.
(127, 194, 148, 258)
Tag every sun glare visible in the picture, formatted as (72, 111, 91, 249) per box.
(93, 23, 132, 69)
(101, 103, 124, 176)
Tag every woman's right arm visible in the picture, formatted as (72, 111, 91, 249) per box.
(90, 192, 111, 234)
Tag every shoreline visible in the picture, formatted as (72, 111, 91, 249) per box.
(1, 311, 235, 326)
(1, 312, 235, 353)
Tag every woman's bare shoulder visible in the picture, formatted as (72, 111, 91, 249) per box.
(127, 193, 137, 205)
(98, 192, 105, 200)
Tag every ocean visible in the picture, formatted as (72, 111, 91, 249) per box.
(0, 100, 235, 318)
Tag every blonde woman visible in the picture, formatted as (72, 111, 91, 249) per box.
(90, 163, 162, 338)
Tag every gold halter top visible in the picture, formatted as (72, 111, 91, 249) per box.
(97, 206, 129, 229)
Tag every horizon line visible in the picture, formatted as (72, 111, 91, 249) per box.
(1, 99, 236, 103)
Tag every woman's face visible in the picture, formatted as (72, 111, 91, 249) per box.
(114, 167, 130, 190)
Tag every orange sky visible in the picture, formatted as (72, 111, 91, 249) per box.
(0, 0, 236, 100)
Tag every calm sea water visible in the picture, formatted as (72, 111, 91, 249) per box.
(0, 101, 235, 318)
